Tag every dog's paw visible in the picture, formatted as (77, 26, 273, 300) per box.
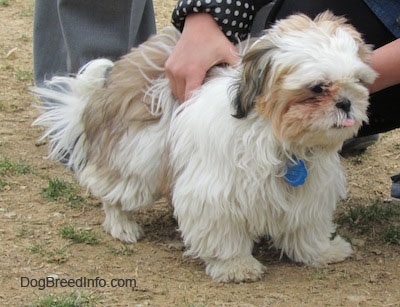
(205, 256, 265, 283)
(323, 235, 353, 264)
(102, 217, 144, 243)
(309, 235, 353, 266)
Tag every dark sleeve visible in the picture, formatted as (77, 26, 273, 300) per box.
(171, 0, 274, 42)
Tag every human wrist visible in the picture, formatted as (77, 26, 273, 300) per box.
(172, 0, 256, 43)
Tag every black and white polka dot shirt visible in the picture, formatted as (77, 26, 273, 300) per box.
(172, 0, 272, 42)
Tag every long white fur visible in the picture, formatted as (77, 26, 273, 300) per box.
(33, 59, 114, 169)
(33, 13, 377, 282)
(169, 74, 349, 279)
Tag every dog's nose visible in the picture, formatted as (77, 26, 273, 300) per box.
(335, 98, 351, 113)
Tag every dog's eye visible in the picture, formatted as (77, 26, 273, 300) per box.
(309, 83, 324, 94)
(355, 78, 367, 86)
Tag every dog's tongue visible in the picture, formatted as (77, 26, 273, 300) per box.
(342, 118, 355, 127)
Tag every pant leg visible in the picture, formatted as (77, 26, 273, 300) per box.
(33, 1, 67, 85)
(265, 0, 400, 136)
(33, 0, 156, 86)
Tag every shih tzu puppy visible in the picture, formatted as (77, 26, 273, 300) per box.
(33, 11, 377, 282)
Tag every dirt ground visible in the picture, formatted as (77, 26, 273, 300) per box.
(1, 1, 400, 306)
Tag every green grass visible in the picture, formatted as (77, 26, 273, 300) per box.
(29, 243, 45, 254)
(59, 225, 99, 245)
(42, 178, 85, 207)
(385, 225, 400, 244)
(16, 225, 33, 238)
(46, 247, 69, 264)
(0, 0, 9, 7)
(0, 179, 7, 190)
(338, 201, 400, 244)
(19, 6, 34, 17)
(108, 245, 135, 256)
(310, 268, 329, 280)
(27, 291, 98, 307)
(15, 69, 33, 82)
(19, 34, 30, 42)
(42, 178, 74, 200)
(0, 156, 31, 176)
(30, 243, 69, 264)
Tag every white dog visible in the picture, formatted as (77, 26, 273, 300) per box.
(33, 12, 377, 282)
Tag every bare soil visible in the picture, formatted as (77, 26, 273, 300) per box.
(1, 1, 400, 306)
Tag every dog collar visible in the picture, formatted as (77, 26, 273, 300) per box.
(284, 157, 308, 187)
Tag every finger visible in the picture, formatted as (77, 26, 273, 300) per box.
(226, 48, 241, 67)
(175, 77, 187, 103)
(220, 44, 240, 67)
(184, 72, 206, 102)
(165, 68, 180, 101)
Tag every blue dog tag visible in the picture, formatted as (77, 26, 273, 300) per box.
(284, 158, 308, 187)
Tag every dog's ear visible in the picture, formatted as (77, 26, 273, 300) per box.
(231, 43, 275, 119)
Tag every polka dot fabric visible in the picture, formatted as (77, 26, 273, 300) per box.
(172, 0, 256, 42)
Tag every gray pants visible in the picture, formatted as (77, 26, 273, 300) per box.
(33, 0, 156, 86)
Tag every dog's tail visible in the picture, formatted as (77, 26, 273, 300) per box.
(32, 59, 114, 171)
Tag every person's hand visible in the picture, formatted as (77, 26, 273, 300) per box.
(165, 13, 240, 102)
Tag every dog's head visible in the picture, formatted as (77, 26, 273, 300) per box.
(233, 11, 377, 149)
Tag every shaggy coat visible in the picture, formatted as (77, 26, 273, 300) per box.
(33, 12, 377, 282)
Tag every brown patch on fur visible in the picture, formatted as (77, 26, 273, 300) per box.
(256, 81, 342, 142)
(256, 89, 310, 142)
(234, 11, 374, 119)
(232, 44, 275, 118)
(82, 27, 180, 163)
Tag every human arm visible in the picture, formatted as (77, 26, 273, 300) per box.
(166, 0, 272, 102)
(369, 38, 400, 94)
(165, 13, 240, 102)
